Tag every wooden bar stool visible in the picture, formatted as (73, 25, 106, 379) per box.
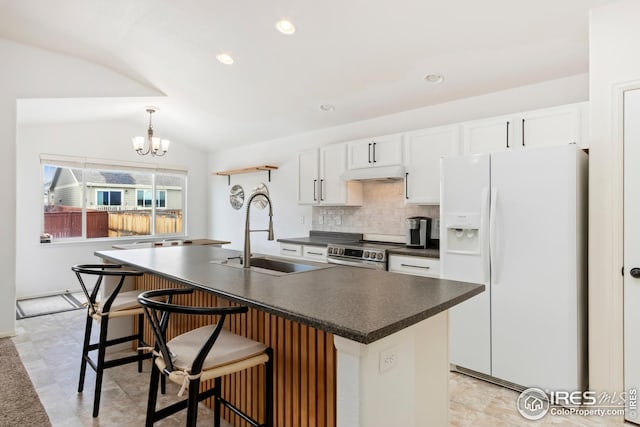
(72, 263, 150, 417)
(138, 288, 273, 427)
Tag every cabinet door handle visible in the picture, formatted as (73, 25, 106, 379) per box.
(307, 251, 323, 256)
(320, 179, 324, 201)
(372, 142, 377, 163)
(400, 263, 430, 269)
(313, 179, 317, 201)
(405, 172, 409, 199)
(368, 143, 372, 163)
(521, 118, 525, 146)
(282, 248, 297, 252)
(506, 121, 510, 148)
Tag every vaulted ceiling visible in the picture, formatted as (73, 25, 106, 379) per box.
(0, 0, 614, 150)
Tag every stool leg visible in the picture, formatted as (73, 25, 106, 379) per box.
(137, 313, 144, 373)
(265, 348, 274, 427)
(186, 378, 201, 427)
(78, 313, 93, 393)
(214, 377, 221, 427)
(92, 317, 109, 418)
(145, 358, 160, 427)
(160, 375, 166, 395)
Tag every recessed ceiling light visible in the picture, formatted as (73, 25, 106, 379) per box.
(424, 73, 444, 84)
(275, 19, 296, 35)
(216, 53, 234, 65)
(320, 104, 335, 112)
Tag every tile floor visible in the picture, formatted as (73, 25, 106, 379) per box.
(12, 309, 633, 426)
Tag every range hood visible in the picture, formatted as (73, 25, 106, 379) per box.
(340, 165, 406, 181)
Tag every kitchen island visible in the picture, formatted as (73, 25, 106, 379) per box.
(96, 245, 483, 427)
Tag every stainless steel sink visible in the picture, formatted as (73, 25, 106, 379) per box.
(210, 256, 328, 275)
(249, 257, 319, 273)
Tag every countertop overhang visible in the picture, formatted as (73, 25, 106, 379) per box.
(95, 246, 483, 344)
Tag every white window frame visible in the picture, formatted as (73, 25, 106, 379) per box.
(40, 154, 187, 243)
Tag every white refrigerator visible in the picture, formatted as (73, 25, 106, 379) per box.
(440, 144, 587, 392)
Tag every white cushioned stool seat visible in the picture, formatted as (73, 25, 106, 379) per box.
(165, 324, 267, 372)
(97, 289, 143, 313)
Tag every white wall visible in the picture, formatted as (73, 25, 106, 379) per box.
(209, 74, 589, 254)
(589, 0, 640, 397)
(15, 119, 209, 298)
(0, 37, 161, 336)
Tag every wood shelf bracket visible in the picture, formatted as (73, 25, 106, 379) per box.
(213, 165, 278, 186)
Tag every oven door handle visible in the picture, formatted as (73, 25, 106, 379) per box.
(327, 257, 386, 270)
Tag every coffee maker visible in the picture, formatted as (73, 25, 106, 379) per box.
(405, 216, 432, 248)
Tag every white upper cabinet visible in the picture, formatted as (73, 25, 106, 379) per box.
(404, 125, 460, 205)
(347, 133, 403, 169)
(462, 116, 513, 155)
(461, 102, 586, 155)
(519, 104, 582, 149)
(297, 149, 319, 204)
(298, 144, 363, 206)
(319, 143, 363, 205)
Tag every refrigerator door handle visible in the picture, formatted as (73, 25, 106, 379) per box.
(489, 187, 498, 284)
(481, 187, 490, 283)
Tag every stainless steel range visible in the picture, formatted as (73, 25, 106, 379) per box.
(326, 241, 400, 270)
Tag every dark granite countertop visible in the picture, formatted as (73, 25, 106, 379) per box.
(95, 246, 482, 344)
(277, 230, 363, 247)
(278, 231, 440, 258)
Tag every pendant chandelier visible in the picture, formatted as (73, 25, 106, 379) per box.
(132, 108, 170, 157)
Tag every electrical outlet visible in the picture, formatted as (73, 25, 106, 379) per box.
(299, 216, 305, 224)
(335, 215, 342, 225)
(318, 215, 324, 225)
(379, 347, 398, 373)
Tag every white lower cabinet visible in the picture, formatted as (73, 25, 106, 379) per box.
(302, 246, 327, 262)
(388, 254, 440, 278)
(279, 243, 327, 262)
(279, 243, 303, 258)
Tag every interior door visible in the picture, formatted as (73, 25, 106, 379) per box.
(624, 88, 640, 424)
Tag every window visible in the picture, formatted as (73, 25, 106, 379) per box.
(136, 190, 166, 208)
(41, 156, 186, 241)
(96, 190, 122, 206)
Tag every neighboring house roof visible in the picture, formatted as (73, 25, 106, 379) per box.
(49, 167, 182, 191)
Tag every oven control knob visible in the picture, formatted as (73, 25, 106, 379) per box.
(376, 253, 383, 260)
(338, 248, 344, 255)
(328, 247, 333, 254)
(370, 252, 376, 259)
(364, 251, 370, 258)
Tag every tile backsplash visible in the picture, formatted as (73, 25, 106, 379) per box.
(312, 181, 439, 236)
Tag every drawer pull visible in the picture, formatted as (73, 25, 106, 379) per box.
(307, 251, 323, 256)
(282, 248, 298, 252)
(400, 263, 430, 269)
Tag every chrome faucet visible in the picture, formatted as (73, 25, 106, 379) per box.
(243, 192, 274, 268)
